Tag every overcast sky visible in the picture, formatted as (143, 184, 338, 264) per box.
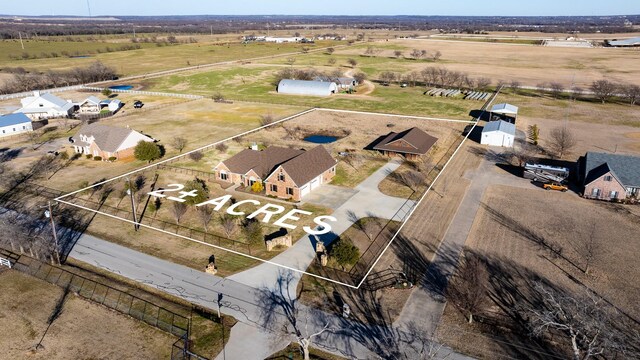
(1, 0, 638, 17)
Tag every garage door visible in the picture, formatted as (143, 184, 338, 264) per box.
(310, 177, 320, 190)
(300, 185, 310, 198)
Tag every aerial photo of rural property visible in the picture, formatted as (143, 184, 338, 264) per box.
(1, 1, 640, 359)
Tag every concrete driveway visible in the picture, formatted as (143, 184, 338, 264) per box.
(228, 159, 414, 293)
(301, 184, 358, 210)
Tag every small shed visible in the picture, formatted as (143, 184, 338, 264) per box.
(481, 120, 515, 147)
(490, 103, 518, 123)
(277, 79, 338, 96)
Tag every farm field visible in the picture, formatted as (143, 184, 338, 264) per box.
(436, 184, 640, 358)
(0, 39, 339, 77)
(0, 269, 176, 360)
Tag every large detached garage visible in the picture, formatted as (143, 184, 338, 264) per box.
(277, 79, 338, 96)
(481, 120, 515, 147)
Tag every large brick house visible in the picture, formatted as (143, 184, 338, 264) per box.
(371, 127, 438, 160)
(71, 123, 154, 160)
(578, 152, 640, 201)
(213, 145, 337, 201)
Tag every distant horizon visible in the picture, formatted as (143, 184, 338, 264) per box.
(2, 14, 640, 18)
(1, 0, 639, 18)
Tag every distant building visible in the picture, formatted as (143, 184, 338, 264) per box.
(277, 79, 338, 96)
(371, 127, 438, 161)
(0, 113, 33, 137)
(481, 120, 515, 147)
(71, 123, 154, 160)
(100, 99, 122, 112)
(78, 96, 102, 114)
(578, 152, 640, 201)
(606, 37, 640, 47)
(15, 91, 75, 120)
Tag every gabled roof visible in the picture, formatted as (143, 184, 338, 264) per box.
(482, 120, 516, 135)
(80, 96, 102, 106)
(0, 113, 31, 127)
(278, 145, 337, 186)
(74, 123, 151, 153)
(491, 103, 519, 116)
(18, 92, 74, 112)
(584, 152, 640, 187)
(373, 127, 438, 155)
(221, 147, 304, 179)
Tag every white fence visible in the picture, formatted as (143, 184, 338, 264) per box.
(0, 257, 12, 268)
(82, 86, 204, 100)
(0, 85, 85, 101)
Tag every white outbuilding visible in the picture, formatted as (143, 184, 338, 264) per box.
(481, 120, 515, 147)
(490, 103, 518, 123)
(0, 113, 33, 138)
(277, 79, 338, 96)
(15, 91, 75, 120)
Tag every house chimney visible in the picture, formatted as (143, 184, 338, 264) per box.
(251, 142, 259, 151)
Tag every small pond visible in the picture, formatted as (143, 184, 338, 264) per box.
(70, 55, 92, 59)
(303, 135, 339, 144)
(109, 85, 134, 90)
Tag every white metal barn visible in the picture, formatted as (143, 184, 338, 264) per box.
(481, 120, 515, 147)
(490, 103, 519, 122)
(15, 91, 74, 120)
(277, 79, 338, 96)
(0, 113, 33, 137)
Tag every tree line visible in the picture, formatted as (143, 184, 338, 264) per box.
(0, 61, 117, 94)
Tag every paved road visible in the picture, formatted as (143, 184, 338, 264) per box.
(228, 159, 414, 294)
(70, 233, 473, 359)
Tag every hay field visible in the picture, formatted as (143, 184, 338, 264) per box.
(0, 269, 175, 359)
(336, 39, 640, 87)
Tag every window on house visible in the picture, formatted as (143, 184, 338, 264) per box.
(22, 126, 26, 130)
(604, 175, 612, 182)
(278, 173, 285, 181)
(610, 190, 618, 199)
(591, 188, 600, 197)
(286, 187, 294, 196)
(270, 184, 278, 192)
(220, 172, 228, 181)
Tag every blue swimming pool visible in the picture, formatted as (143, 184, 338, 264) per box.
(109, 85, 134, 90)
(303, 135, 339, 144)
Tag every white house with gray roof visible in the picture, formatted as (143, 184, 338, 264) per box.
(14, 91, 75, 120)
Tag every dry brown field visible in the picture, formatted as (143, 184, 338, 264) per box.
(437, 184, 640, 358)
(0, 269, 175, 360)
(337, 39, 640, 88)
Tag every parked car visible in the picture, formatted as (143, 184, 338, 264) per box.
(133, 100, 144, 109)
(543, 182, 568, 192)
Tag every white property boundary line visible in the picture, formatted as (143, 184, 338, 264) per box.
(54, 107, 475, 289)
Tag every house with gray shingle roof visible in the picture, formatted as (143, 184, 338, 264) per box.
(213, 145, 337, 201)
(71, 123, 154, 160)
(578, 152, 640, 201)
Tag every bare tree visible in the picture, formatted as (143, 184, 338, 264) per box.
(475, 77, 492, 90)
(549, 126, 577, 159)
(549, 82, 565, 98)
(394, 50, 403, 58)
(410, 49, 422, 59)
(509, 141, 536, 167)
(171, 202, 188, 224)
(171, 136, 188, 153)
(258, 272, 339, 360)
(219, 214, 237, 237)
(188, 151, 203, 162)
(393, 170, 425, 192)
(197, 205, 214, 232)
(521, 282, 632, 360)
(343, 153, 363, 169)
(431, 50, 442, 61)
(347, 58, 358, 68)
(446, 252, 491, 324)
(570, 223, 604, 275)
(590, 80, 618, 104)
(286, 57, 296, 66)
(326, 47, 335, 55)
(356, 218, 381, 240)
(259, 114, 275, 127)
(621, 84, 640, 105)
(327, 58, 337, 66)
(380, 71, 396, 86)
(510, 80, 522, 93)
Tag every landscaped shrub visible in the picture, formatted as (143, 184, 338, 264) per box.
(215, 143, 228, 152)
(93, 156, 102, 161)
(251, 181, 264, 193)
(108, 156, 117, 162)
(85, 154, 93, 159)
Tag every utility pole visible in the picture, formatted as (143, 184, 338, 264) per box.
(44, 201, 60, 264)
(127, 178, 139, 231)
(18, 32, 24, 50)
(210, 25, 213, 37)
